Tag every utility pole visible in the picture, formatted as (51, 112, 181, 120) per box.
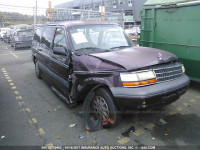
(132, 0, 136, 25)
(82, 0, 84, 9)
(99, 6, 105, 21)
(34, 0, 37, 29)
(92, 0, 93, 10)
(48, 1, 54, 21)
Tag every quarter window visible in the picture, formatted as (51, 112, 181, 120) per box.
(40, 27, 55, 50)
(34, 27, 44, 43)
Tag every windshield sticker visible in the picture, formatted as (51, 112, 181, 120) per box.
(72, 32, 88, 44)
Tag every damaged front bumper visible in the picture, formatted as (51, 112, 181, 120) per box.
(110, 76, 190, 110)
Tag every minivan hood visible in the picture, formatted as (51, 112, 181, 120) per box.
(89, 47, 178, 71)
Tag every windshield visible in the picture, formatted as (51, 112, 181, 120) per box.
(68, 25, 135, 55)
(17, 30, 34, 36)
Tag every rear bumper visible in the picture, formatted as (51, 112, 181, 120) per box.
(110, 76, 190, 110)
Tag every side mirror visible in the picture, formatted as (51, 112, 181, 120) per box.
(53, 47, 66, 56)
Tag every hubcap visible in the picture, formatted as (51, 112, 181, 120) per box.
(93, 96, 109, 121)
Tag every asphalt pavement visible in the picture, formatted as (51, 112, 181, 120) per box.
(0, 41, 200, 150)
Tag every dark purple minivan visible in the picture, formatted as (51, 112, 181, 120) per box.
(32, 21, 190, 130)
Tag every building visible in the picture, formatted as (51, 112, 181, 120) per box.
(54, 0, 147, 25)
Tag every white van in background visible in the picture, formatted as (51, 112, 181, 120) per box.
(0, 28, 10, 40)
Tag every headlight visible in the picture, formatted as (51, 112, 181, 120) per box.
(120, 73, 138, 82)
(182, 65, 185, 75)
(137, 71, 156, 81)
(120, 70, 157, 87)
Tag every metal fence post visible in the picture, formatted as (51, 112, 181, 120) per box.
(122, 12, 125, 29)
(34, 0, 37, 29)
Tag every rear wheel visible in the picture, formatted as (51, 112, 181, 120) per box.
(14, 44, 17, 51)
(83, 88, 120, 130)
(10, 41, 13, 47)
(35, 60, 42, 79)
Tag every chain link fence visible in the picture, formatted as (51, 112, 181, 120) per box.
(0, 5, 47, 28)
(0, 4, 124, 28)
(0, 5, 46, 50)
(51, 8, 124, 27)
(0, 4, 124, 50)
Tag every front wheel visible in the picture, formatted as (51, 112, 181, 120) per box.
(35, 60, 42, 79)
(83, 88, 120, 130)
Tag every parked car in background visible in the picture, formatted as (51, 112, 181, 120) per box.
(125, 26, 140, 36)
(32, 21, 189, 130)
(3, 29, 15, 43)
(10, 29, 34, 50)
(0, 28, 10, 40)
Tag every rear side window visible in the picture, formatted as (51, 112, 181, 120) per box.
(33, 27, 44, 43)
(40, 26, 55, 50)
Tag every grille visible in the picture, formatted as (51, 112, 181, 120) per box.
(153, 63, 183, 82)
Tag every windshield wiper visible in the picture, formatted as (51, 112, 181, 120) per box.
(74, 47, 102, 55)
(110, 46, 131, 49)
(75, 47, 101, 51)
(102, 50, 111, 52)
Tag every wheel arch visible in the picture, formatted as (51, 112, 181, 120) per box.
(77, 82, 116, 106)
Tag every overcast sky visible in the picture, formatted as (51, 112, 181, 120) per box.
(0, 0, 72, 15)
(0, 0, 72, 8)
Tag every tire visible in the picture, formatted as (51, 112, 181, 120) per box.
(14, 44, 17, 51)
(83, 88, 120, 130)
(35, 60, 42, 79)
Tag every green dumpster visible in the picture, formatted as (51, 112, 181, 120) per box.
(139, 0, 200, 82)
